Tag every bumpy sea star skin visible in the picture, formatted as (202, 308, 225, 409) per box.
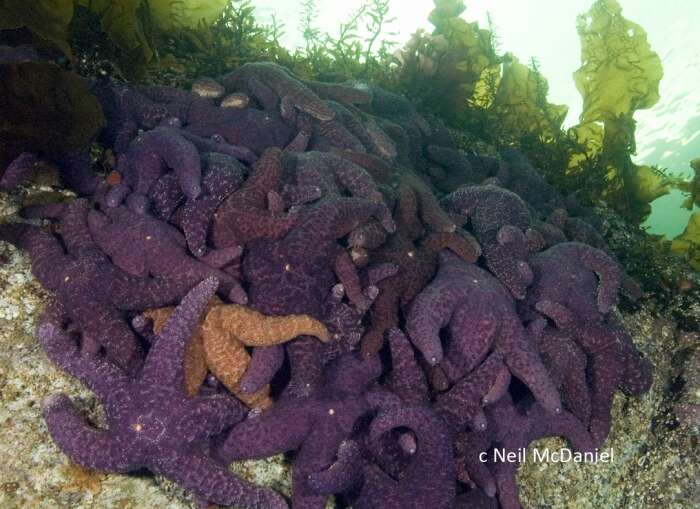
(140, 305, 218, 401)
(351, 404, 456, 509)
(375, 119, 414, 168)
(221, 62, 335, 122)
(148, 172, 185, 220)
(548, 208, 607, 249)
(40, 278, 289, 509)
(522, 241, 623, 324)
(4, 65, 659, 509)
(363, 116, 399, 160)
(0, 151, 41, 190)
(145, 301, 328, 409)
(531, 320, 592, 424)
(243, 196, 380, 317)
(348, 220, 388, 249)
(340, 151, 458, 234)
(238, 345, 286, 395)
(321, 284, 369, 362)
(406, 251, 562, 414)
(235, 197, 379, 391)
(0, 200, 201, 369)
(359, 187, 480, 357)
(296, 111, 367, 154)
(386, 328, 430, 405)
(177, 152, 247, 257)
(284, 151, 395, 232)
(185, 106, 294, 155)
(216, 353, 381, 509)
(321, 102, 377, 154)
(211, 147, 300, 249)
(305, 439, 364, 495)
(109, 127, 202, 209)
(87, 205, 246, 303)
(435, 351, 510, 432)
(534, 300, 652, 444)
(283, 336, 327, 399)
(176, 128, 259, 164)
(93, 83, 169, 154)
(441, 184, 538, 299)
(545, 210, 643, 302)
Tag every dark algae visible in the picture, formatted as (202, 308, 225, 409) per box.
(0, 0, 698, 508)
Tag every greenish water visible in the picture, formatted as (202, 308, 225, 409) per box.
(253, 0, 700, 237)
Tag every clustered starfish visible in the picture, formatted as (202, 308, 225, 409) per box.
(142, 299, 329, 408)
(0, 61, 653, 509)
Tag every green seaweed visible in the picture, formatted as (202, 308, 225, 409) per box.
(397, 0, 500, 121)
(569, 0, 665, 221)
(160, 0, 290, 82)
(0, 0, 230, 77)
(672, 212, 700, 270)
(0, 0, 75, 58)
(486, 55, 568, 144)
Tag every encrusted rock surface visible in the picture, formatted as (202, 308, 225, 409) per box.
(517, 310, 700, 508)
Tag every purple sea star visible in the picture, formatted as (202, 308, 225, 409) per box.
(221, 62, 335, 122)
(441, 184, 539, 299)
(0, 200, 203, 369)
(40, 278, 288, 509)
(216, 353, 382, 508)
(405, 251, 562, 414)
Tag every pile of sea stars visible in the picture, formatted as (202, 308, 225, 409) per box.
(0, 53, 652, 509)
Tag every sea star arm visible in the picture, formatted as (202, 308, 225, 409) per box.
(333, 249, 373, 311)
(499, 319, 562, 414)
(366, 404, 456, 509)
(306, 439, 364, 495)
(217, 400, 311, 462)
(158, 451, 288, 509)
(285, 337, 325, 398)
(442, 306, 497, 381)
(360, 281, 400, 358)
(0, 152, 40, 190)
(0, 223, 67, 290)
(386, 328, 430, 404)
(42, 394, 138, 472)
(180, 395, 248, 443)
(201, 321, 251, 394)
(37, 305, 130, 403)
(238, 345, 285, 395)
(436, 352, 508, 432)
(422, 230, 481, 263)
(404, 285, 460, 365)
(348, 220, 387, 249)
(140, 278, 219, 389)
(456, 430, 497, 497)
(205, 304, 329, 347)
(579, 245, 622, 313)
